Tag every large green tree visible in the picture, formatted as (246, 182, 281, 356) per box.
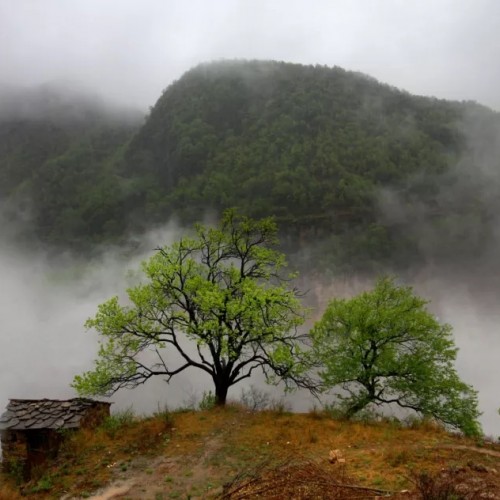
(310, 277, 481, 436)
(73, 211, 311, 405)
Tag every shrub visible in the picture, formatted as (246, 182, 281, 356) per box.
(239, 386, 272, 411)
(100, 407, 136, 437)
(198, 391, 216, 411)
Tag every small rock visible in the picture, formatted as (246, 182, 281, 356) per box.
(328, 449, 343, 464)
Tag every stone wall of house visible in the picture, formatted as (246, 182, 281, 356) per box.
(80, 403, 110, 428)
(1, 430, 29, 479)
(1, 403, 109, 480)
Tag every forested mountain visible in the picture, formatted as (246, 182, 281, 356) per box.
(2, 61, 500, 274)
(0, 84, 142, 245)
(125, 61, 460, 220)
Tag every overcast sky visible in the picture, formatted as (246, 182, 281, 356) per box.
(1, 0, 499, 111)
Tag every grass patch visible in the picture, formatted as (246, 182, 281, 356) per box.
(2, 405, 500, 498)
(100, 407, 136, 438)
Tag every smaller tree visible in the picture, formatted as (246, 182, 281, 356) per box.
(310, 277, 481, 436)
(73, 210, 313, 405)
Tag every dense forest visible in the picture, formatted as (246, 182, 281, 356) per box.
(1, 61, 500, 275)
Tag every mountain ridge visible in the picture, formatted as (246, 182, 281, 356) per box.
(1, 60, 499, 275)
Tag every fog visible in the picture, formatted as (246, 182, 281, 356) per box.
(0, 221, 307, 427)
(1, 0, 500, 440)
(0, 211, 499, 437)
(0, 222, 211, 416)
(0, 86, 143, 128)
(418, 279, 500, 439)
(1, 0, 500, 111)
(375, 104, 500, 437)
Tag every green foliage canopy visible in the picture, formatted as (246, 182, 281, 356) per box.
(2, 62, 499, 273)
(73, 210, 312, 405)
(310, 277, 481, 436)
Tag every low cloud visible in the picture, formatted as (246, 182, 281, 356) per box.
(371, 106, 500, 436)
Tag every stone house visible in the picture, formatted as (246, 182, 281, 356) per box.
(0, 398, 111, 478)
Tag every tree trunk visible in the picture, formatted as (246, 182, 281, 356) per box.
(345, 394, 371, 419)
(214, 378, 229, 406)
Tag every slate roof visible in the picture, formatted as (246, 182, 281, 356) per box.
(0, 398, 111, 431)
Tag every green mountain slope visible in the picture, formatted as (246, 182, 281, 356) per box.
(121, 60, 500, 272)
(124, 61, 464, 224)
(0, 84, 142, 246)
(2, 62, 500, 274)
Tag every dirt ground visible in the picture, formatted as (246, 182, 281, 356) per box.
(84, 415, 500, 500)
(86, 433, 230, 499)
(5, 407, 500, 499)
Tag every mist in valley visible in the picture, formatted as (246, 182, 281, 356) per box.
(1, 0, 500, 445)
(0, 219, 306, 427)
(1, 183, 500, 437)
(378, 104, 500, 436)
